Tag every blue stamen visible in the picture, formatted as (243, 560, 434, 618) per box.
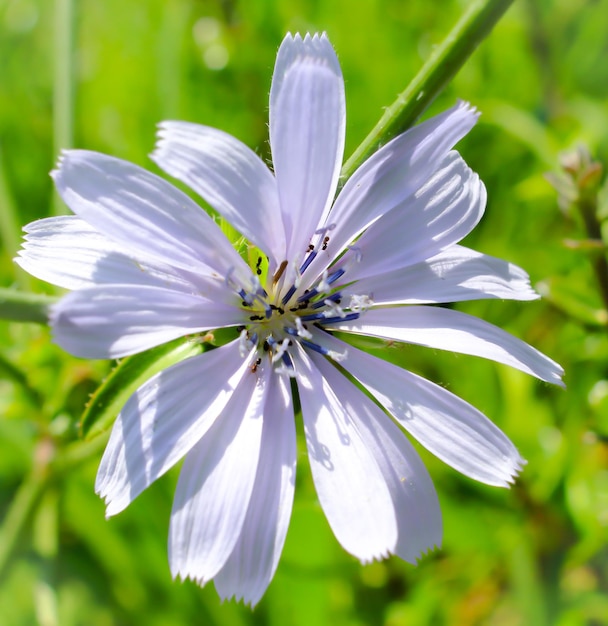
(297, 289, 316, 303)
(299, 339, 331, 356)
(299, 250, 317, 274)
(296, 269, 345, 304)
(319, 312, 360, 325)
(327, 268, 345, 285)
(281, 351, 294, 368)
(282, 285, 297, 305)
(299, 311, 328, 322)
(311, 292, 342, 309)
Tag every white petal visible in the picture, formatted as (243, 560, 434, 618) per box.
(169, 363, 269, 585)
(270, 33, 345, 258)
(95, 340, 253, 515)
(311, 353, 442, 563)
(152, 122, 286, 268)
(51, 285, 245, 359)
(214, 372, 296, 606)
(301, 101, 479, 281)
(16, 215, 204, 293)
(343, 245, 540, 305)
(339, 152, 486, 282)
(293, 344, 398, 562)
(310, 329, 525, 486)
(331, 306, 564, 385)
(52, 150, 250, 281)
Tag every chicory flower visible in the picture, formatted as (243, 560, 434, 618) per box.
(16, 33, 563, 606)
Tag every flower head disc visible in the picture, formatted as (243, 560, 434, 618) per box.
(16, 32, 563, 606)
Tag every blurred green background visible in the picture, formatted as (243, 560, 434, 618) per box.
(1, 0, 607, 624)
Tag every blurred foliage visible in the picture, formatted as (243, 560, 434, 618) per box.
(1, 0, 608, 624)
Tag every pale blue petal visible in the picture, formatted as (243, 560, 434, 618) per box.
(338, 152, 486, 282)
(51, 285, 245, 359)
(152, 123, 286, 270)
(311, 353, 442, 564)
(214, 372, 296, 606)
(342, 245, 539, 305)
(95, 340, 253, 516)
(16, 215, 206, 293)
(310, 329, 525, 486)
(270, 33, 345, 260)
(300, 101, 479, 282)
(331, 306, 564, 385)
(169, 364, 269, 585)
(52, 150, 251, 282)
(293, 344, 398, 562)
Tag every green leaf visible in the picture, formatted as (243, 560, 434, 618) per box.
(80, 337, 208, 440)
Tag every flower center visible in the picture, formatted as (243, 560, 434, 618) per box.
(233, 253, 372, 375)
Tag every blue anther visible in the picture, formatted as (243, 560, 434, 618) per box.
(320, 312, 360, 325)
(281, 285, 297, 305)
(281, 351, 294, 368)
(299, 312, 327, 322)
(326, 268, 345, 285)
(297, 288, 317, 303)
(311, 292, 342, 309)
(299, 339, 330, 356)
(299, 250, 317, 274)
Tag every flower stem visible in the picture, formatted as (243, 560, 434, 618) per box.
(578, 196, 608, 312)
(340, 0, 515, 182)
(0, 288, 56, 324)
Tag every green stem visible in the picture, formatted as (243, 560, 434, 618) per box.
(341, 0, 516, 181)
(0, 434, 107, 577)
(0, 146, 23, 263)
(0, 288, 56, 324)
(577, 196, 608, 312)
(0, 471, 48, 577)
(52, 0, 75, 215)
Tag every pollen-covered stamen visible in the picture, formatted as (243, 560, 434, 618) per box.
(252, 275, 268, 297)
(271, 338, 291, 364)
(322, 299, 347, 319)
(297, 337, 347, 362)
(311, 292, 341, 309)
(349, 294, 373, 312)
(297, 267, 345, 303)
(238, 329, 257, 357)
(295, 316, 312, 339)
(299, 249, 317, 274)
(237, 273, 274, 319)
(299, 308, 359, 324)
